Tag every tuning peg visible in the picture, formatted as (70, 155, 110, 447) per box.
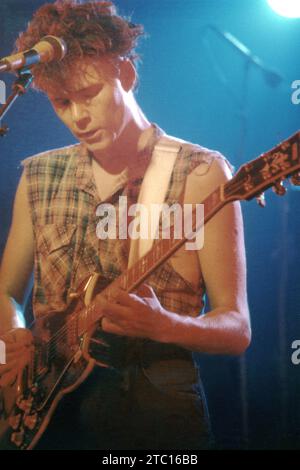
(291, 172, 300, 186)
(24, 412, 38, 430)
(273, 180, 287, 196)
(256, 193, 266, 208)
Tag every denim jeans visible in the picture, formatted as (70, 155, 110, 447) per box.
(36, 359, 211, 450)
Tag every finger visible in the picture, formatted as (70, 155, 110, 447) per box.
(136, 283, 156, 299)
(96, 299, 130, 320)
(14, 329, 33, 346)
(95, 294, 111, 312)
(0, 369, 19, 388)
(103, 302, 128, 320)
(1, 329, 33, 347)
(0, 359, 18, 376)
(6, 348, 30, 362)
(115, 289, 144, 308)
(1, 341, 24, 354)
(101, 317, 131, 337)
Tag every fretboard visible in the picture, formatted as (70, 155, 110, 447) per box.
(78, 185, 225, 335)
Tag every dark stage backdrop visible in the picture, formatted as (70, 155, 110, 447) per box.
(0, 0, 299, 449)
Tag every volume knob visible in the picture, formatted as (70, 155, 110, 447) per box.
(8, 414, 22, 430)
(24, 413, 38, 430)
(11, 429, 25, 448)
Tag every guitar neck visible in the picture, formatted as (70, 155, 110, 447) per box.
(78, 185, 226, 335)
(119, 185, 225, 292)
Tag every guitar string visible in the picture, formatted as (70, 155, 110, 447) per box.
(31, 242, 179, 372)
(34, 237, 177, 353)
(30, 280, 121, 373)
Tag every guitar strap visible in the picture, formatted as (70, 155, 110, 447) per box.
(128, 135, 184, 268)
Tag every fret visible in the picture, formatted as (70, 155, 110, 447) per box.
(139, 257, 146, 275)
(127, 267, 133, 289)
(136, 261, 141, 278)
(155, 242, 162, 260)
(120, 274, 128, 290)
(208, 188, 221, 214)
(148, 248, 154, 267)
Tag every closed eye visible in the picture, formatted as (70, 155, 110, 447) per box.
(53, 98, 70, 108)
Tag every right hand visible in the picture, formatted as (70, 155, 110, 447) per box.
(0, 328, 33, 388)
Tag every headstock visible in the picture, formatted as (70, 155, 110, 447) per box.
(224, 131, 300, 205)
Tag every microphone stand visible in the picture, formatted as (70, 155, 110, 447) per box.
(204, 25, 288, 449)
(0, 68, 33, 137)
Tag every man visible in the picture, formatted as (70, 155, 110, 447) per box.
(0, 1, 251, 450)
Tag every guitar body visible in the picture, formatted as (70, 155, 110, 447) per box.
(0, 307, 97, 450)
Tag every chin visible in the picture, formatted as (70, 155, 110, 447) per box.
(86, 136, 113, 154)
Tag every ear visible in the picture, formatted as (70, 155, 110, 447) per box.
(119, 59, 137, 92)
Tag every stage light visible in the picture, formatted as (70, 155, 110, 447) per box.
(267, 0, 300, 18)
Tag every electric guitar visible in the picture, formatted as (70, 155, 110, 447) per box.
(0, 130, 300, 450)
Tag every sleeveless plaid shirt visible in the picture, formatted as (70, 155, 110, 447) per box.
(22, 128, 229, 323)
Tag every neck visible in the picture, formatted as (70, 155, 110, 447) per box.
(92, 99, 151, 174)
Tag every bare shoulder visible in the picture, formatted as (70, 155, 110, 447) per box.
(0, 170, 34, 302)
(184, 150, 234, 204)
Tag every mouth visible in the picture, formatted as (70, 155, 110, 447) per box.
(76, 129, 100, 140)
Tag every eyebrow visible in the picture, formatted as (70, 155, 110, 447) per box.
(52, 83, 103, 100)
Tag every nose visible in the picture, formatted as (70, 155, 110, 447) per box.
(71, 102, 90, 130)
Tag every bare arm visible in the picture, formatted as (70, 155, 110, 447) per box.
(0, 171, 34, 334)
(160, 157, 251, 355)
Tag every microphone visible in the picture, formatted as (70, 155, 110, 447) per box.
(207, 25, 284, 88)
(0, 36, 67, 74)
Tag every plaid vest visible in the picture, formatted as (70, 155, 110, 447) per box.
(22, 129, 227, 369)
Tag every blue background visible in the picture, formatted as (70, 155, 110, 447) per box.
(0, 0, 299, 449)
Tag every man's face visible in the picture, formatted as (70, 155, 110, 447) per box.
(48, 58, 132, 157)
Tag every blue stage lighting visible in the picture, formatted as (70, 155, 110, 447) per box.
(267, 0, 300, 18)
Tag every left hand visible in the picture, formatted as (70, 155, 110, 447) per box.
(95, 284, 172, 342)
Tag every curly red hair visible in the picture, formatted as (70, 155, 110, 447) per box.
(15, 0, 144, 93)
